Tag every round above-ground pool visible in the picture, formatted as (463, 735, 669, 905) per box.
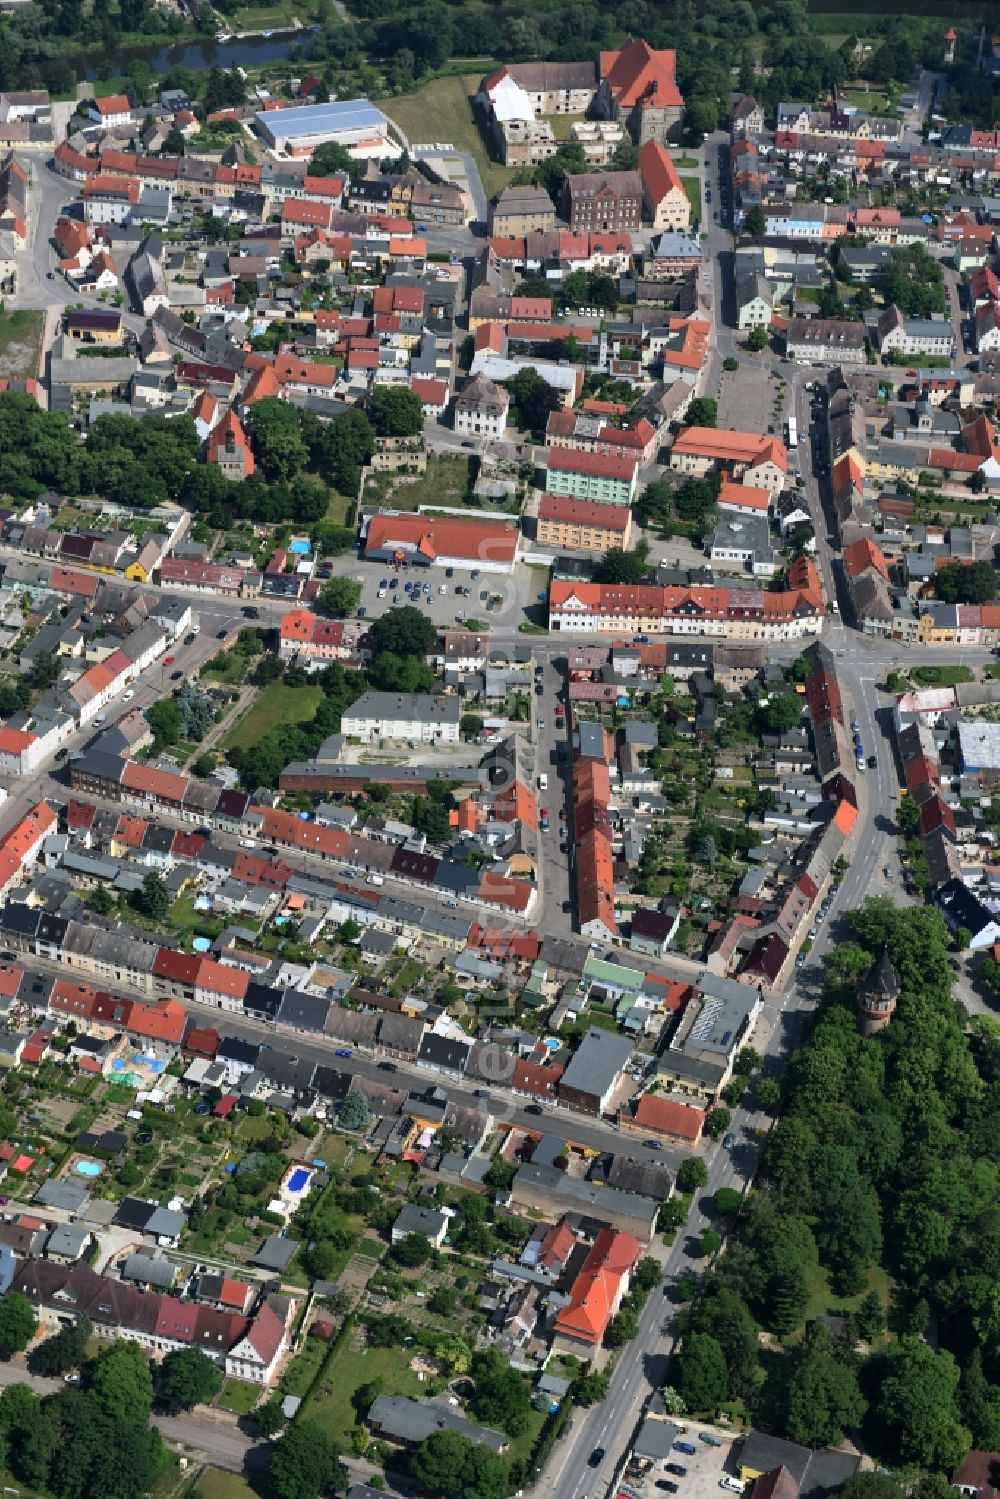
(75, 1159, 103, 1177)
(287, 1167, 311, 1193)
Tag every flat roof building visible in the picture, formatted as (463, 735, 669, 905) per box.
(254, 99, 397, 161)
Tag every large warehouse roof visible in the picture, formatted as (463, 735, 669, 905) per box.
(255, 98, 389, 139)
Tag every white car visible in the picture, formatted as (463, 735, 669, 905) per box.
(123, 689, 134, 702)
(720, 1481, 745, 1494)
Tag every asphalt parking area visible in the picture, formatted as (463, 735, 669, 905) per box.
(667, 1427, 740, 1499)
(717, 359, 786, 439)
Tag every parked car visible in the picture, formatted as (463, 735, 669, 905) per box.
(699, 1434, 723, 1447)
(666, 1464, 688, 1477)
(524, 1103, 544, 1115)
(723, 1133, 737, 1149)
(720, 1480, 744, 1493)
(674, 1442, 697, 1456)
(657, 1484, 679, 1493)
(377, 1061, 397, 1072)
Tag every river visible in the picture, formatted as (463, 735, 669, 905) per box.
(75, 26, 314, 80)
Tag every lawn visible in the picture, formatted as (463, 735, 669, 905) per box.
(909, 664, 975, 688)
(191, 1469, 261, 1499)
(224, 682, 323, 752)
(382, 74, 513, 199)
(681, 176, 702, 222)
(373, 453, 474, 513)
(169, 894, 228, 943)
(230, 0, 308, 28)
(0, 307, 44, 378)
(216, 1378, 261, 1415)
(325, 491, 354, 526)
(798, 1261, 891, 1331)
(304, 1342, 425, 1445)
(541, 113, 575, 140)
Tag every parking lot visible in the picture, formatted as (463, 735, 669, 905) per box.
(324, 548, 540, 631)
(636, 1423, 740, 1499)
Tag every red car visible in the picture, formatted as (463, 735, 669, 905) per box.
(540, 807, 549, 820)
(164, 655, 175, 666)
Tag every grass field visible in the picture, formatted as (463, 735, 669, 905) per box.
(304, 1342, 425, 1445)
(799, 1261, 891, 1330)
(383, 74, 514, 199)
(216, 1378, 261, 1414)
(224, 682, 323, 752)
(0, 307, 44, 378)
(192, 1469, 261, 1499)
(681, 176, 702, 222)
(373, 452, 474, 512)
(541, 113, 575, 140)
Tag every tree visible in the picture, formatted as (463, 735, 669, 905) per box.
(743, 205, 766, 238)
(757, 692, 803, 734)
(690, 1287, 760, 1399)
(247, 398, 308, 481)
(700, 1228, 723, 1256)
(268, 1420, 341, 1499)
(685, 397, 718, 428)
(575, 1367, 611, 1405)
(147, 697, 183, 748)
(937, 559, 996, 604)
(460, 713, 484, 738)
(338, 1089, 370, 1131)
(32, 1316, 91, 1377)
(470, 1349, 532, 1436)
(309, 141, 353, 177)
(29, 651, 61, 689)
(784, 1325, 866, 1445)
(896, 795, 921, 834)
(597, 544, 651, 585)
(90, 886, 116, 918)
(838, 1479, 905, 1499)
(90, 1339, 154, 1421)
(137, 872, 170, 924)
(0, 1292, 36, 1356)
(714, 1188, 742, 1215)
(369, 606, 436, 658)
(392, 1233, 432, 1268)
(704, 1107, 732, 1141)
(255, 1394, 288, 1436)
(855, 1290, 886, 1343)
(755, 1076, 781, 1113)
(156, 1347, 223, 1412)
(746, 326, 770, 351)
(677, 1156, 709, 1194)
(504, 366, 562, 434)
(319, 578, 362, 618)
(410, 1428, 508, 1499)
(874, 1341, 971, 1470)
(193, 753, 217, 779)
(370, 386, 424, 438)
(634, 1258, 662, 1292)
(674, 1332, 728, 1413)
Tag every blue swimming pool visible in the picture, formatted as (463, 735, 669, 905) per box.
(75, 1159, 103, 1178)
(287, 1167, 310, 1193)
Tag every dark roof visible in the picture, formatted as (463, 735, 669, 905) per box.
(250, 1235, 299, 1271)
(860, 947, 900, 1003)
(417, 1033, 471, 1072)
(113, 1197, 157, 1231)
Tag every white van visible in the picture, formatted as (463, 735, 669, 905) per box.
(537, 773, 548, 791)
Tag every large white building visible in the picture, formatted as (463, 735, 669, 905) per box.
(342, 692, 461, 746)
(254, 99, 399, 160)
